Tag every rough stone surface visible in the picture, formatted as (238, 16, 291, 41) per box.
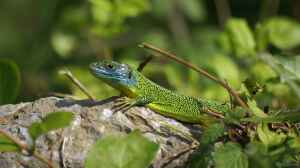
(0, 97, 202, 168)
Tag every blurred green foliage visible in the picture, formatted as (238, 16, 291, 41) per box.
(1, 1, 300, 167)
(0, 59, 20, 105)
(0, 0, 298, 109)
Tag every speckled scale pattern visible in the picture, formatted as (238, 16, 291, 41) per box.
(132, 70, 229, 124)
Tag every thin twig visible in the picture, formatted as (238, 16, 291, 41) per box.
(214, 0, 231, 28)
(33, 151, 55, 168)
(59, 69, 95, 101)
(0, 129, 27, 150)
(139, 42, 248, 109)
(0, 129, 56, 168)
(137, 55, 154, 72)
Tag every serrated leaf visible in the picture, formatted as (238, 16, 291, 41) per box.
(0, 59, 21, 105)
(225, 18, 256, 57)
(201, 123, 224, 145)
(257, 123, 286, 147)
(0, 133, 20, 152)
(85, 130, 159, 168)
(29, 112, 74, 141)
(213, 142, 248, 168)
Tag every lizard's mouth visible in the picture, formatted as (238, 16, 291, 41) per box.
(89, 62, 130, 81)
(89, 62, 115, 78)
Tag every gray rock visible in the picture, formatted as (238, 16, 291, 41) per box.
(0, 97, 202, 168)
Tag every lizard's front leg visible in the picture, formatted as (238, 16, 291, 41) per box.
(112, 96, 151, 113)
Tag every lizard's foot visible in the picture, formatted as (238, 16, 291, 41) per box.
(112, 97, 136, 113)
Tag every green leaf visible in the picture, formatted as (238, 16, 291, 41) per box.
(201, 123, 224, 146)
(255, 23, 269, 51)
(178, 0, 206, 22)
(259, 53, 300, 98)
(265, 17, 300, 49)
(245, 142, 274, 168)
(29, 112, 74, 141)
(276, 55, 300, 80)
(257, 123, 287, 147)
(85, 130, 159, 168)
(0, 59, 21, 105)
(0, 133, 20, 152)
(213, 142, 248, 168)
(239, 83, 267, 118)
(287, 137, 300, 151)
(225, 18, 256, 57)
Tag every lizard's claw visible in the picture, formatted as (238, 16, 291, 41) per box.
(112, 97, 136, 113)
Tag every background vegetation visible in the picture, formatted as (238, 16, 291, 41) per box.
(0, 0, 299, 108)
(1, 1, 300, 168)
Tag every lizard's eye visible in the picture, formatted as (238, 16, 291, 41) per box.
(128, 71, 132, 79)
(107, 64, 114, 69)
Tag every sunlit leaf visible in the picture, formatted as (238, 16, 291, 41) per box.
(85, 130, 159, 168)
(257, 123, 286, 147)
(89, 0, 150, 37)
(225, 18, 256, 57)
(210, 54, 240, 88)
(239, 83, 267, 118)
(0, 59, 20, 105)
(213, 142, 248, 168)
(276, 55, 300, 80)
(0, 134, 20, 152)
(265, 17, 300, 49)
(250, 62, 277, 82)
(29, 112, 74, 141)
(51, 32, 76, 58)
(259, 53, 300, 98)
(287, 137, 300, 151)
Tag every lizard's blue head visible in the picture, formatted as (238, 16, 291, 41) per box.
(89, 60, 137, 95)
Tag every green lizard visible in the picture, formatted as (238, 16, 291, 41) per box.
(89, 60, 230, 126)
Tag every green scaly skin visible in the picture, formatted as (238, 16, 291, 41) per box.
(90, 60, 230, 126)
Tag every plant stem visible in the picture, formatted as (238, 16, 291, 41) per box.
(137, 55, 154, 72)
(0, 129, 57, 168)
(214, 0, 231, 28)
(59, 69, 95, 101)
(139, 42, 248, 109)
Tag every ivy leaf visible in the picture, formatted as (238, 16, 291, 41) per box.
(0, 59, 21, 105)
(28, 112, 74, 141)
(213, 142, 249, 168)
(225, 18, 256, 57)
(0, 133, 20, 152)
(257, 123, 287, 147)
(85, 130, 159, 168)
